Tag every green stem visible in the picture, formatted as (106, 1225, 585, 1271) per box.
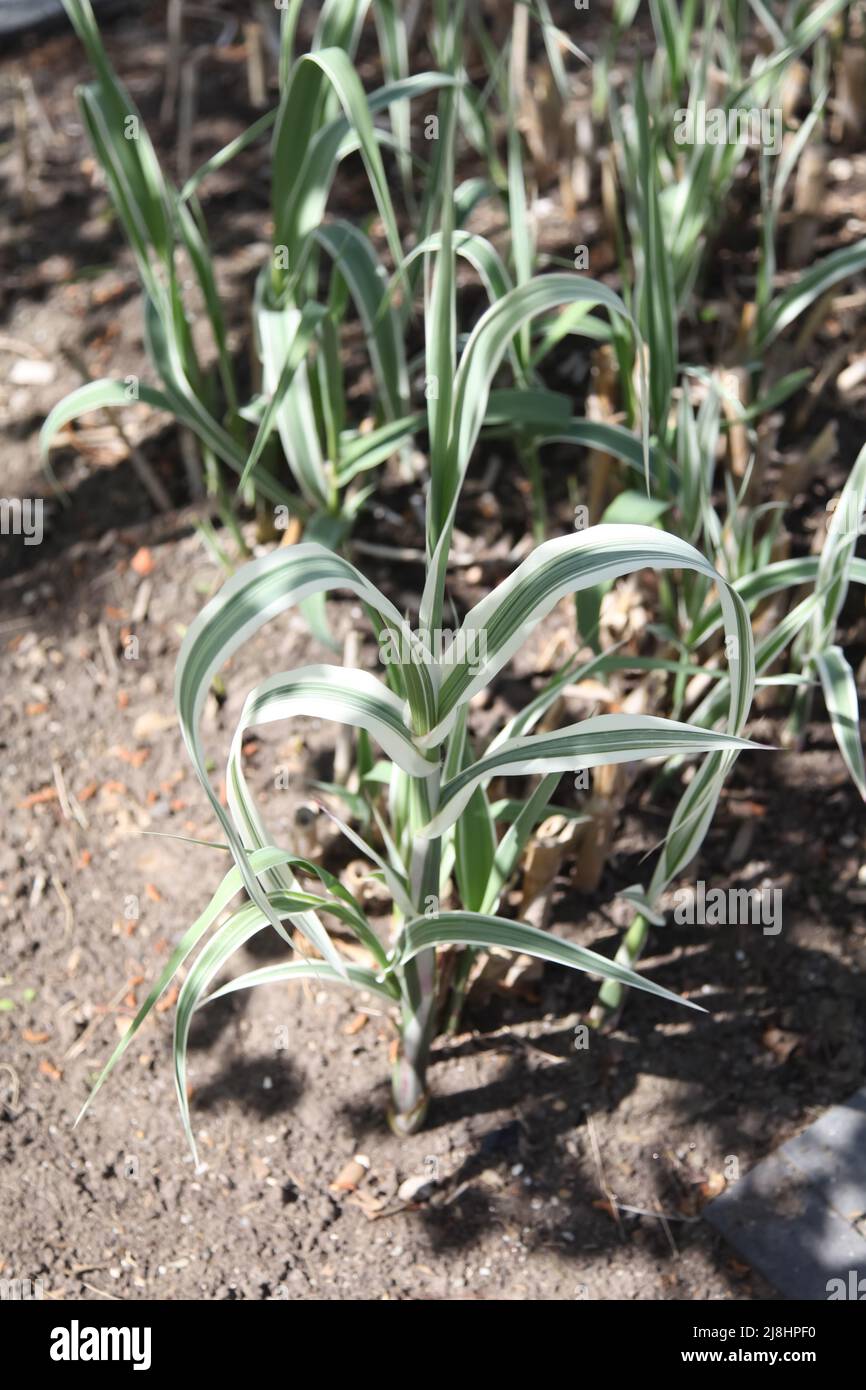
(390, 950, 436, 1134)
(389, 773, 441, 1135)
(591, 913, 649, 1025)
(784, 677, 814, 748)
(521, 437, 546, 544)
(444, 947, 475, 1035)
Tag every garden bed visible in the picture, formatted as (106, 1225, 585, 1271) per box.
(1, 1, 865, 1301)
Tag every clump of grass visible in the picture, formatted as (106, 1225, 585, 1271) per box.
(76, 184, 760, 1139)
(42, 0, 448, 545)
(62, 0, 865, 1147)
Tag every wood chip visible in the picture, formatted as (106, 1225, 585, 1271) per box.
(155, 986, 179, 1014)
(330, 1155, 370, 1193)
(19, 787, 59, 809)
(343, 1012, 369, 1036)
(130, 546, 155, 577)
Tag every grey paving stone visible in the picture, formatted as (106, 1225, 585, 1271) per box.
(0, 1, 120, 38)
(706, 1089, 866, 1300)
(0, 2, 66, 34)
(783, 1089, 866, 1222)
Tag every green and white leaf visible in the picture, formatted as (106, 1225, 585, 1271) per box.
(815, 646, 866, 800)
(421, 714, 759, 838)
(429, 524, 754, 743)
(397, 912, 704, 1011)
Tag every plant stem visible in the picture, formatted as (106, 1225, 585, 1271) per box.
(589, 913, 649, 1028)
(783, 677, 814, 749)
(444, 947, 475, 1034)
(390, 771, 440, 1134)
(521, 437, 547, 543)
(390, 951, 436, 1134)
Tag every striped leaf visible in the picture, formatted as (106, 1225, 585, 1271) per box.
(420, 715, 759, 838)
(428, 275, 641, 551)
(241, 300, 329, 498)
(757, 239, 866, 349)
(173, 891, 369, 1157)
(429, 524, 755, 743)
(271, 65, 455, 288)
(688, 555, 866, 649)
(175, 544, 434, 951)
(227, 665, 434, 778)
(314, 221, 409, 419)
(449, 709, 496, 913)
(815, 646, 866, 801)
(397, 912, 704, 1012)
(77, 848, 374, 1128)
(203, 959, 397, 1010)
(812, 442, 866, 647)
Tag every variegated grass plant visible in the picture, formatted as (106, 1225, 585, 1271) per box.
(607, 1, 866, 799)
(45, 0, 652, 558)
(593, 0, 866, 467)
(482, 1, 866, 1020)
(610, 25, 866, 748)
(540, 0, 866, 795)
(76, 183, 763, 1140)
(591, 435, 866, 1021)
(42, 0, 451, 554)
(433, 0, 866, 543)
